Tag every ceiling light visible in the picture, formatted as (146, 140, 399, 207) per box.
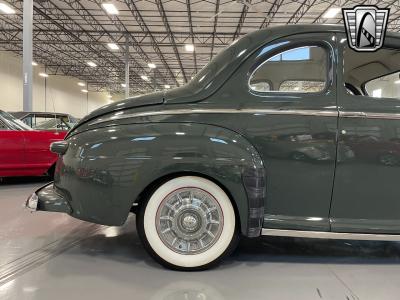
(395, 80, 400, 84)
(107, 43, 119, 50)
(102, 3, 119, 15)
(323, 7, 341, 19)
(121, 83, 126, 88)
(0, 3, 15, 14)
(141, 75, 149, 81)
(38, 72, 48, 78)
(184, 44, 195, 52)
(164, 84, 170, 89)
(148, 63, 156, 69)
(32, 61, 38, 66)
(81, 89, 88, 93)
(78, 82, 85, 87)
(87, 61, 97, 67)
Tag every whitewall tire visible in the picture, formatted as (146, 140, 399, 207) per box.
(137, 176, 238, 270)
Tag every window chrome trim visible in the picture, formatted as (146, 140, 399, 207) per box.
(248, 44, 330, 94)
(261, 228, 400, 241)
(88, 109, 339, 126)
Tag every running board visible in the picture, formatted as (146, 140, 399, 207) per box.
(261, 229, 400, 241)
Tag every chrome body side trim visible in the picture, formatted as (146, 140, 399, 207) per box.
(92, 107, 400, 125)
(89, 109, 338, 126)
(261, 228, 400, 241)
(340, 111, 400, 120)
(339, 111, 366, 118)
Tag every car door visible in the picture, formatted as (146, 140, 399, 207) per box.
(0, 118, 26, 177)
(214, 33, 339, 231)
(331, 33, 400, 233)
(23, 130, 64, 173)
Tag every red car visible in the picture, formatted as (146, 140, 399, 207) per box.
(0, 110, 66, 177)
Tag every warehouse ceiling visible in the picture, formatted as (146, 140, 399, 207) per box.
(0, 0, 400, 95)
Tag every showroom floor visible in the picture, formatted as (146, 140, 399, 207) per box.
(1, 180, 400, 300)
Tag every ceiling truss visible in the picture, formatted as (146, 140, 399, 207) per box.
(0, 0, 400, 95)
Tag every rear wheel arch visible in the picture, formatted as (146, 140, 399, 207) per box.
(132, 171, 242, 233)
(127, 122, 266, 237)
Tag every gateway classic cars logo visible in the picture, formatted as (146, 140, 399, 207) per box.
(342, 5, 389, 52)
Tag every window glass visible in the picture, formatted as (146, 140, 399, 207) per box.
(249, 46, 327, 93)
(69, 116, 79, 123)
(343, 46, 400, 99)
(365, 72, 400, 99)
(249, 81, 271, 92)
(280, 80, 326, 93)
(22, 116, 32, 127)
(34, 116, 57, 128)
(269, 47, 310, 61)
(34, 118, 71, 130)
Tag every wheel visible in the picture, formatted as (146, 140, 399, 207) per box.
(137, 176, 238, 270)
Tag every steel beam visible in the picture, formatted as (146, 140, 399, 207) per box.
(125, 35, 129, 99)
(233, 0, 251, 41)
(155, 0, 187, 83)
(186, 0, 198, 74)
(210, 0, 221, 60)
(259, 0, 285, 29)
(22, 0, 33, 111)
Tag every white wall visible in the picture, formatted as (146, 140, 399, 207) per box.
(0, 51, 112, 118)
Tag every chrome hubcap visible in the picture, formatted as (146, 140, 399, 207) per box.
(156, 187, 223, 255)
(182, 214, 198, 231)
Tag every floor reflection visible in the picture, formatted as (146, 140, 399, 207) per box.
(2, 181, 400, 300)
(68, 215, 400, 268)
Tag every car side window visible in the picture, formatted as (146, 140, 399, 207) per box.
(343, 46, 400, 99)
(249, 80, 271, 92)
(365, 72, 400, 99)
(249, 45, 328, 93)
(22, 116, 32, 127)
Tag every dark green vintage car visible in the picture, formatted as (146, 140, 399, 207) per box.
(27, 25, 400, 270)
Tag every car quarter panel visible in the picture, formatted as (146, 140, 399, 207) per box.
(66, 31, 339, 232)
(55, 122, 265, 236)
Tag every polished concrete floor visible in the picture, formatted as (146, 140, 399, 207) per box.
(1, 179, 400, 300)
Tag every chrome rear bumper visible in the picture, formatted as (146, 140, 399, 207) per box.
(25, 182, 72, 214)
(26, 192, 39, 211)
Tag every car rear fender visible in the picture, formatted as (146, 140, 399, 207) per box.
(56, 122, 265, 237)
